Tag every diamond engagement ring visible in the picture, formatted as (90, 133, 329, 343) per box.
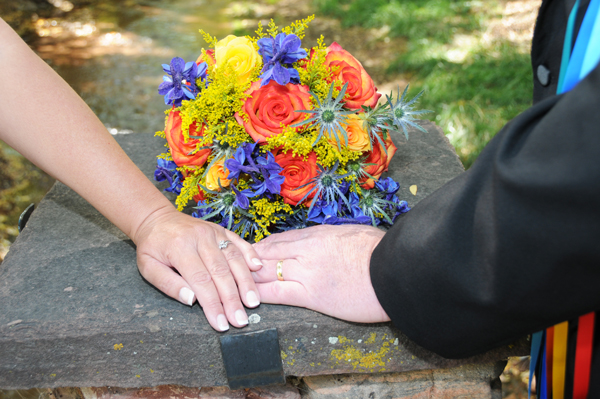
(218, 240, 232, 250)
(277, 260, 284, 281)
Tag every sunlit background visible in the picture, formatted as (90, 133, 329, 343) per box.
(0, 0, 539, 396)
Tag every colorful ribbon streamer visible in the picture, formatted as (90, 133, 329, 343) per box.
(573, 312, 596, 399)
(529, 1, 600, 397)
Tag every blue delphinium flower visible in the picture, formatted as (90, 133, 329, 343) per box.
(154, 158, 178, 186)
(192, 200, 216, 219)
(165, 171, 184, 194)
(307, 199, 339, 224)
(257, 33, 307, 86)
(374, 177, 400, 198)
(251, 152, 285, 195)
(374, 177, 410, 222)
(225, 142, 260, 180)
(225, 143, 284, 196)
(158, 57, 207, 107)
(154, 158, 184, 194)
(231, 185, 255, 210)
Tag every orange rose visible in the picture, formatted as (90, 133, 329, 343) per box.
(274, 150, 319, 206)
(205, 159, 231, 191)
(192, 189, 206, 203)
(235, 80, 313, 144)
(360, 133, 397, 189)
(325, 42, 381, 110)
(165, 110, 210, 167)
(196, 49, 215, 66)
(328, 114, 371, 152)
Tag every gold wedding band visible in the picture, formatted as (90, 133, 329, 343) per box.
(277, 260, 284, 281)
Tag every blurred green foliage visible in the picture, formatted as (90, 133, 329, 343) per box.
(314, 0, 533, 168)
(0, 142, 54, 261)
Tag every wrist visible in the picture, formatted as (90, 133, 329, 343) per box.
(129, 198, 178, 246)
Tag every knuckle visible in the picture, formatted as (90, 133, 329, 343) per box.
(200, 298, 222, 312)
(157, 276, 178, 296)
(235, 274, 254, 287)
(223, 248, 243, 262)
(189, 270, 213, 286)
(221, 291, 240, 304)
(208, 262, 232, 278)
(270, 282, 283, 297)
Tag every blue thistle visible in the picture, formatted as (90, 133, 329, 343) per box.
(349, 178, 410, 227)
(295, 161, 350, 215)
(292, 81, 355, 150)
(357, 102, 394, 154)
(194, 184, 254, 230)
(386, 85, 432, 140)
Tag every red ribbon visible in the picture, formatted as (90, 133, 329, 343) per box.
(573, 312, 595, 399)
(546, 326, 554, 395)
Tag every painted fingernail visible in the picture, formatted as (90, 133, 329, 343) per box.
(252, 258, 263, 267)
(217, 314, 229, 331)
(179, 287, 195, 306)
(246, 290, 260, 307)
(235, 309, 248, 326)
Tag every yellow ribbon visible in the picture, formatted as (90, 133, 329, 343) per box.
(552, 321, 569, 399)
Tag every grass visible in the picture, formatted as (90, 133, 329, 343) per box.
(314, 0, 534, 168)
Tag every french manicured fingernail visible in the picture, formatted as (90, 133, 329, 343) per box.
(179, 287, 195, 306)
(217, 314, 229, 331)
(252, 258, 263, 267)
(246, 290, 260, 307)
(235, 309, 248, 326)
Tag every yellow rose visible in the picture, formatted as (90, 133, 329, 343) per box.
(215, 35, 260, 85)
(205, 159, 231, 191)
(328, 114, 372, 152)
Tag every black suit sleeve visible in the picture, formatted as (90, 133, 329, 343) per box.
(370, 62, 600, 359)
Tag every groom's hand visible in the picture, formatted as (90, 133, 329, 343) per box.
(252, 225, 391, 323)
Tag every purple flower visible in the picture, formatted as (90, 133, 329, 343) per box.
(307, 199, 338, 224)
(154, 158, 178, 185)
(375, 177, 400, 199)
(232, 185, 255, 210)
(192, 200, 216, 219)
(225, 142, 260, 180)
(158, 57, 207, 107)
(154, 158, 183, 194)
(390, 198, 410, 222)
(251, 152, 284, 195)
(257, 33, 307, 86)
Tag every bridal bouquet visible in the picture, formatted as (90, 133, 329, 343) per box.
(154, 16, 430, 242)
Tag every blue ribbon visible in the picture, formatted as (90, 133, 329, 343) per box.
(529, 331, 544, 398)
(558, 0, 581, 92)
(562, 0, 600, 92)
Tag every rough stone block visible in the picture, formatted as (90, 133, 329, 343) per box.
(0, 124, 528, 389)
(301, 361, 505, 399)
(76, 384, 301, 399)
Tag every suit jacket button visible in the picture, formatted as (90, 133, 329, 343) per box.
(537, 64, 551, 86)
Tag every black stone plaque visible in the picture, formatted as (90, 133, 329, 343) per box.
(220, 328, 284, 389)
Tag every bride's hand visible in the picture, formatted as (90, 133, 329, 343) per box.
(133, 206, 263, 331)
(252, 225, 391, 323)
